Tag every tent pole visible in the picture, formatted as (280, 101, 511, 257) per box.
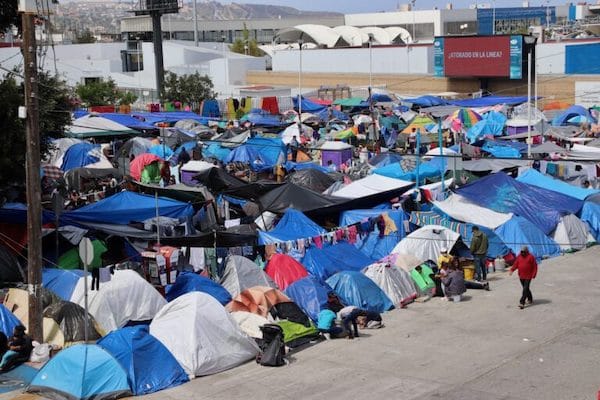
(438, 118, 444, 197)
(415, 128, 421, 190)
(155, 191, 161, 246)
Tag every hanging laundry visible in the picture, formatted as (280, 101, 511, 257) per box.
(261, 97, 279, 115)
(347, 225, 358, 244)
(381, 213, 398, 236)
(313, 235, 323, 249)
(376, 216, 386, 238)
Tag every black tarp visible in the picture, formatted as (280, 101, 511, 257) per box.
(221, 180, 283, 201)
(134, 182, 206, 203)
(159, 228, 257, 248)
(0, 244, 25, 286)
(193, 168, 246, 193)
(43, 300, 102, 343)
(285, 169, 337, 193)
(258, 183, 344, 214)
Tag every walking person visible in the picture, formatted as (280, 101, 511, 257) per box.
(509, 246, 538, 309)
(470, 226, 489, 282)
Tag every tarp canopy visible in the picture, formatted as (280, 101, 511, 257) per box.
(258, 209, 325, 245)
(219, 256, 276, 298)
(326, 271, 394, 313)
(404, 95, 448, 108)
(516, 168, 600, 201)
(552, 214, 595, 252)
(293, 96, 327, 113)
(97, 325, 188, 395)
(75, 112, 156, 131)
(150, 292, 259, 378)
(392, 225, 461, 263)
(456, 172, 583, 234)
(530, 141, 566, 154)
(28, 344, 132, 399)
(552, 105, 595, 126)
(433, 193, 513, 230)
(301, 242, 373, 283)
(374, 158, 446, 183)
(259, 183, 343, 214)
(362, 262, 417, 306)
(466, 118, 505, 143)
(494, 216, 561, 259)
(132, 111, 207, 125)
(165, 272, 232, 305)
(62, 191, 193, 225)
(66, 114, 137, 138)
(449, 96, 530, 107)
(284, 276, 332, 323)
(240, 110, 285, 127)
(264, 254, 308, 290)
(285, 169, 337, 193)
(368, 152, 403, 168)
(332, 174, 413, 199)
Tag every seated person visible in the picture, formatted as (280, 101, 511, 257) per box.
(0, 325, 33, 372)
(442, 264, 467, 302)
(317, 308, 343, 339)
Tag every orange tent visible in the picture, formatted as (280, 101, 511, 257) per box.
(543, 101, 571, 111)
(226, 286, 290, 318)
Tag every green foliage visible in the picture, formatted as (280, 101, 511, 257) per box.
(162, 71, 214, 104)
(230, 23, 263, 57)
(0, 71, 73, 187)
(75, 78, 120, 107)
(74, 29, 96, 44)
(118, 91, 138, 106)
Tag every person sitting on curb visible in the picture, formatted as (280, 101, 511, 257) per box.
(442, 263, 466, 302)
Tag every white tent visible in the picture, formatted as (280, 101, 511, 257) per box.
(219, 255, 277, 298)
(333, 26, 369, 46)
(70, 270, 166, 333)
(389, 253, 424, 272)
(150, 292, 259, 378)
(433, 193, 513, 230)
(392, 225, 461, 263)
(230, 311, 272, 339)
(332, 174, 413, 199)
(363, 263, 417, 306)
(66, 114, 136, 138)
(552, 214, 596, 251)
(280, 124, 314, 145)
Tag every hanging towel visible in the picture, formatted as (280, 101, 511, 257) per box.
(261, 97, 279, 115)
(381, 213, 398, 236)
(347, 225, 358, 244)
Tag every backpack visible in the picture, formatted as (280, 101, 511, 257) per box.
(256, 324, 286, 367)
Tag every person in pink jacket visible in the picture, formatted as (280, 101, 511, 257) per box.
(509, 246, 538, 309)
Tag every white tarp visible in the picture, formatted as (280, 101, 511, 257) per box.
(230, 311, 272, 339)
(392, 225, 461, 263)
(362, 263, 417, 306)
(433, 193, 513, 230)
(150, 292, 259, 378)
(67, 115, 135, 137)
(280, 124, 314, 145)
(70, 270, 166, 333)
(332, 174, 413, 199)
(181, 160, 215, 173)
(552, 214, 596, 251)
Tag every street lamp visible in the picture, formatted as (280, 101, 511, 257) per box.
(411, 0, 416, 43)
(523, 35, 538, 159)
(298, 38, 303, 135)
(222, 35, 229, 96)
(368, 33, 374, 91)
(492, 0, 496, 35)
(192, 0, 198, 46)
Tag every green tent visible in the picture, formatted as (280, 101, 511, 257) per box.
(58, 239, 107, 270)
(333, 97, 365, 107)
(334, 128, 355, 139)
(141, 162, 161, 184)
(276, 320, 319, 347)
(410, 264, 435, 293)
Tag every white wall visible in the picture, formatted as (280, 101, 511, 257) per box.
(272, 45, 433, 75)
(536, 41, 567, 75)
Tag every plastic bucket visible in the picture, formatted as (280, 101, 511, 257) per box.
(464, 267, 475, 281)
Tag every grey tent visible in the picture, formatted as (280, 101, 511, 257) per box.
(219, 256, 276, 298)
(552, 214, 595, 252)
(530, 142, 567, 154)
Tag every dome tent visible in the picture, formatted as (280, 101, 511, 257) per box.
(363, 262, 417, 307)
(326, 271, 394, 313)
(264, 254, 308, 290)
(166, 272, 232, 305)
(219, 255, 277, 298)
(150, 292, 259, 378)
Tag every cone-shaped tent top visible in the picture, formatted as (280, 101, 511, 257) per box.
(219, 256, 277, 298)
(264, 254, 308, 290)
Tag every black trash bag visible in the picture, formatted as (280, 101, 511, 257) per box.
(256, 324, 285, 367)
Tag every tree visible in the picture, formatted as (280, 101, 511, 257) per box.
(162, 71, 214, 104)
(74, 29, 96, 44)
(117, 91, 138, 106)
(230, 24, 263, 57)
(0, 71, 74, 187)
(75, 78, 120, 107)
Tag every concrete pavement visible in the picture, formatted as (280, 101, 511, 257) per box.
(5, 246, 600, 400)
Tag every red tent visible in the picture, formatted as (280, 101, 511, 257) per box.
(265, 254, 308, 290)
(129, 153, 161, 181)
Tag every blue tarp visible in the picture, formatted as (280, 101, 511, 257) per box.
(62, 191, 193, 225)
(326, 271, 394, 313)
(314, 107, 349, 121)
(98, 326, 188, 395)
(60, 142, 100, 171)
(284, 276, 332, 323)
(246, 137, 286, 168)
(72, 112, 156, 131)
(259, 209, 325, 245)
(203, 143, 231, 161)
(404, 96, 448, 107)
(301, 242, 373, 283)
(457, 172, 583, 234)
(0, 304, 21, 336)
(494, 216, 561, 260)
(165, 272, 231, 305)
(580, 201, 600, 241)
(170, 142, 198, 166)
(240, 109, 285, 127)
(293, 96, 327, 113)
(0, 203, 54, 224)
(466, 112, 506, 143)
(374, 157, 446, 183)
(200, 100, 220, 118)
(132, 111, 208, 125)
(28, 344, 132, 399)
(340, 209, 406, 261)
(449, 96, 531, 107)
(552, 105, 595, 126)
(148, 144, 174, 160)
(42, 268, 86, 301)
(368, 153, 403, 168)
(283, 161, 330, 173)
(516, 169, 600, 201)
(481, 141, 522, 158)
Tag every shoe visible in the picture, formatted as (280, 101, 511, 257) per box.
(484, 282, 490, 291)
(526, 299, 533, 305)
(518, 304, 525, 309)
(347, 334, 354, 340)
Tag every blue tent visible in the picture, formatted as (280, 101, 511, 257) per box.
(240, 109, 285, 127)
(449, 96, 531, 107)
(223, 145, 266, 168)
(326, 271, 394, 313)
(494, 216, 561, 260)
(466, 112, 506, 143)
(457, 172, 582, 235)
(28, 344, 132, 400)
(97, 326, 188, 395)
(314, 107, 349, 121)
(42, 268, 87, 301)
(62, 191, 193, 225)
(259, 209, 325, 245)
(293, 96, 326, 112)
(368, 152, 403, 168)
(580, 201, 600, 241)
(516, 169, 599, 201)
(301, 242, 373, 283)
(552, 105, 595, 126)
(284, 276, 332, 323)
(246, 137, 286, 167)
(283, 161, 330, 173)
(203, 143, 231, 161)
(340, 209, 406, 261)
(148, 144, 174, 159)
(0, 304, 22, 336)
(374, 157, 446, 183)
(404, 95, 447, 107)
(61, 142, 100, 171)
(170, 142, 198, 166)
(165, 273, 231, 305)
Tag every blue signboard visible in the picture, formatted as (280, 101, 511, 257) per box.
(478, 7, 556, 36)
(565, 43, 600, 74)
(509, 35, 523, 80)
(433, 37, 444, 77)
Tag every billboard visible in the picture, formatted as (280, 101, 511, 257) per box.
(433, 36, 523, 79)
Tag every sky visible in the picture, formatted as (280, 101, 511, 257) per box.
(218, 0, 566, 13)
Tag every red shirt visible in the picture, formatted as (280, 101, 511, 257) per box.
(510, 253, 538, 280)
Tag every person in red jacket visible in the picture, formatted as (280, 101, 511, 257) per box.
(509, 246, 538, 309)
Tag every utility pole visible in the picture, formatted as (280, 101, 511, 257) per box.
(21, 10, 43, 343)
